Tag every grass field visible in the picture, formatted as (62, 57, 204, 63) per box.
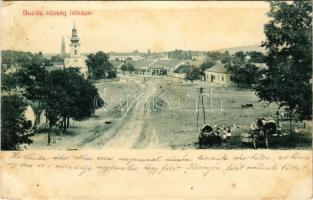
(138, 79, 312, 149)
(27, 76, 311, 150)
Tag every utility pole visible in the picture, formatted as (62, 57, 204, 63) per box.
(201, 88, 206, 124)
(197, 87, 206, 128)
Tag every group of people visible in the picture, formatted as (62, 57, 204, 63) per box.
(201, 124, 236, 140)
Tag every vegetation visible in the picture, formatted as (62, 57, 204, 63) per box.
(185, 67, 202, 83)
(121, 62, 136, 73)
(14, 52, 49, 129)
(86, 51, 117, 79)
(168, 49, 192, 60)
(1, 50, 33, 67)
(246, 51, 265, 63)
(205, 51, 231, 63)
(50, 55, 64, 63)
(255, 1, 312, 120)
(1, 72, 18, 92)
(45, 68, 99, 133)
(174, 64, 193, 74)
(1, 95, 32, 150)
(1, 51, 103, 148)
(199, 60, 215, 72)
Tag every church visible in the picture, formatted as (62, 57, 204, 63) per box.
(64, 24, 88, 78)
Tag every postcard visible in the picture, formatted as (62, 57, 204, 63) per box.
(1, 1, 312, 199)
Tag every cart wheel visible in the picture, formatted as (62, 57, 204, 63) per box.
(265, 137, 269, 148)
(252, 138, 257, 149)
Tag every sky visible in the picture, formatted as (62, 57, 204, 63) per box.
(1, 1, 270, 54)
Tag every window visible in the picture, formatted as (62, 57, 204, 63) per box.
(74, 50, 77, 55)
(222, 76, 224, 81)
(74, 59, 77, 63)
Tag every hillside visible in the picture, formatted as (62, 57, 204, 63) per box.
(216, 45, 267, 54)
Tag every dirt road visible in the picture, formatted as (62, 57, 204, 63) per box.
(78, 75, 161, 149)
(102, 81, 157, 148)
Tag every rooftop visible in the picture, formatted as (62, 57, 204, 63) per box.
(206, 61, 230, 74)
(149, 59, 183, 69)
(133, 59, 156, 68)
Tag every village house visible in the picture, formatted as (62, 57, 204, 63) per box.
(109, 52, 144, 61)
(204, 60, 233, 86)
(149, 58, 184, 76)
(131, 58, 184, 76)
(133, 59, 156, 75)
(24, 105, 46, 128)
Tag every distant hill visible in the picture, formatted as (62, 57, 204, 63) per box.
(216, 45, 267, 54)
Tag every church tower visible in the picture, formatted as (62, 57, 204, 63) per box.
(61, 36, 66, 55)
(69, 24, 80, 58)
(64, 23, 88, 78)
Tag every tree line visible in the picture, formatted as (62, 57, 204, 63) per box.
(1, 52, 103, 150)
(186, 1, 312, 121)
(184, 51, 265, 84)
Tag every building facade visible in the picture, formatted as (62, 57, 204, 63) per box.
(109, 53, 143, 61)
(61, 36, 66, 56)
(64, 24, 88, 77)
(204, 61, 232, 86)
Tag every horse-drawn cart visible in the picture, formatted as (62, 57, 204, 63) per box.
(247, 118, 285, 148)
(198, 124, 222, 148)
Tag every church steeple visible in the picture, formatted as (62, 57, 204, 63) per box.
(69, 23, 80, 57)
(71, 23, 79, 43)
(61, 36, 65, 55)
(64, 23, 88, 78)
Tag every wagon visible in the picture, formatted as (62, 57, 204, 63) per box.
(248, 118, 283, 148)
(198, 124, 222, 148)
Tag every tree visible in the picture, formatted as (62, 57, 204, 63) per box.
(200, 60, 215, 72)
(1, 50, 33, 67)
(226, 62, 260, 88)
(243, 63, 259, 87)
(121, 63, 135, 73)
(234, 51, 246, 63)
(227, 64, 244, 87)
(225, 53, 245, 87)
(1, 73, 18, 92)
(206, 51, 231, 62)
(50, 55, 64, 63)
(246, 51, 265, 63)
(86, 51, 116, 79)
(45, 68, 100, 132)
(15, 53, 49, 129)
(255, 1, 312, 120)
(174, 64, 193, 74)
(1, 95, 32, 150)
(185, 67, 202, 83)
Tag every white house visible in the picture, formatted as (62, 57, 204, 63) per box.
(24, 105, 46, 128)
(204, 61, 232, 86)
(109, 53, 143, 61)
